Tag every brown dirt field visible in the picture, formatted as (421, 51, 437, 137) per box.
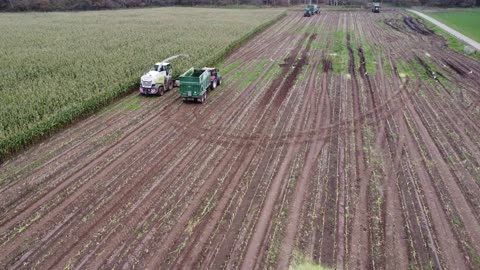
(1, 9, 480, 270)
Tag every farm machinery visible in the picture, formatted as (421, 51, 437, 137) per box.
(139, 62, 175, 96)
(139, 54, 222, 103)
(372, 2, 381, 13)
(304, 4, 320, 17)
(139, 54, 188, 96)
(179, 67, 222, 103)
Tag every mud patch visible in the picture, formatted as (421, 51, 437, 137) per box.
(443, 59, 467, 76)
(384, 19, 402, 32)
(260, 33, 316, 107)
(260, 33, 309, 106)
(322, 58, 333, 73)
(403, 16, 434, 35)
(273, 34, 317, 106)
(415, 56, 446, 81)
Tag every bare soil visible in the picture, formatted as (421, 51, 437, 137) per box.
(1, 9, 480, 270)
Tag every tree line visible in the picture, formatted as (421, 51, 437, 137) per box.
(0, 0, 477, 12)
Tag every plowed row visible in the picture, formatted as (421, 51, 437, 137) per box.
(1, 9, 480, 270)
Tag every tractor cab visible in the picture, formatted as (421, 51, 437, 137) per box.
(372, 2, 380, 13)
(304, 7, 312, 17)
(304, 4, 319, 17)
(202, 67, 218, 76)
(154, 62, 172, 75)
(201, 67, 222, 89)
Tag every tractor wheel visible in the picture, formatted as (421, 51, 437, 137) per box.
(212, 80, 217, 90)
(218, 78, 222, 86)
(158, 87, 164, 96)
(168, 80, 174, 91)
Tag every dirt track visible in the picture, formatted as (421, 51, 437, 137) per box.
(1, 9, 480, 270)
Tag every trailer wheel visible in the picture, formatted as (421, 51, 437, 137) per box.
(199, 92, 206, 103)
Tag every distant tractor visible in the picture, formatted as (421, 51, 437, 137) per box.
(304, 4, 320, 17)
(179, 67, 222, 103)
(372, 2, 380, 13)
(139, 62, 174, 96)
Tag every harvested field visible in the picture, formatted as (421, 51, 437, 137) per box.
(1, 9, 480, 270)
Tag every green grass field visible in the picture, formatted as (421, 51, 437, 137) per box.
(0, 7, 285, 159)
(426, 8, 480, 42)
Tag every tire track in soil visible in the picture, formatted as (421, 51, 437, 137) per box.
(413, 83, 480, 218)
(394, 81, 468, 269)
(1, 10, 479, 270)
(345, 31, 371, 270)
(154, 25, 313, 270)
(376, 54, 409, 270)
(239, 32, 317, 270)
(205, 84, 300, 269)
(385, 59, 442, 269)
(306, 68, 337, 267)
(165, 23, 306, 269)
(356, 22, 388, 268)
(362, 10, 478, 268)
(276, 57, 327, 269)
(190, 26, 315, 270)
(0, 13, 296, 264)
(405, 83, 480, 256)
(29, 22, 300, 268)
(105, 13, 308, 270)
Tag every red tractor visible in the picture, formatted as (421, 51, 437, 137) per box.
(201, 67, 222, 90)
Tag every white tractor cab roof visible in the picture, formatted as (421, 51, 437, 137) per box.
(153, 62, 170, 72)
(201, 67, 218, 72)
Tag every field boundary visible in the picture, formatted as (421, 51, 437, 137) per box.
(407, 9, 480, 50)
(0, 10, 287, 163)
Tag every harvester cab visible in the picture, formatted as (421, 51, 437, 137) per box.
(155, 63, 171, 74)
(372, 2, 380, 13)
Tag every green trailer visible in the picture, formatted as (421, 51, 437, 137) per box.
(179, 68, 211, 103)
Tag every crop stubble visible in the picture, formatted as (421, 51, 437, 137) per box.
(1, 9, 480, 270)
